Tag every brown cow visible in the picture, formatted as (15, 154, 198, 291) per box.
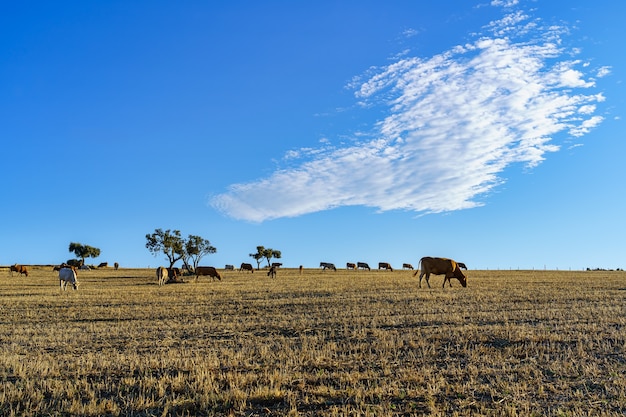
(114, 262, 119, 270)
(402, 263, 414, 270)
(53, 263, 77, 272)
(196, 266, 222, 281)
(346, 262, 357, 270)
(413, 257, 467, 288)
(10, 264, 28, 277)
(98, 262, 108, 268)
(378, 262, 393, 271)
(267, 265, 277, 279)
(239, 263, 254, 273)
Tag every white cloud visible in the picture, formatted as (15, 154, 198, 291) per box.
(596, 66, 611, 78)
(491, 0, 519, 7)
(210, 5, 605, 222)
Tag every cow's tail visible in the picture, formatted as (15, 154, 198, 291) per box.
(413, 258, 423, 277)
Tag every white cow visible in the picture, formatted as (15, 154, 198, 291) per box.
(156, 266, 169, 286)
(59, 267, 78, 291)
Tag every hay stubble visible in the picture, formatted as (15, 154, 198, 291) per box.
(0, 267, 624, 415)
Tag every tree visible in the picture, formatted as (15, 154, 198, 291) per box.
(68, 242, 101, 265)
(263, 248, 281, 267)
(249, 246, 265, 270)
(249, 246, 281, 269)
(184, 235, 216, 273)
(145, 229, 185, 269)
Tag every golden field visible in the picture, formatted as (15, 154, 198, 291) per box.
(0, 266, 625, 416)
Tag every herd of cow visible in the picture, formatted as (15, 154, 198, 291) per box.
(7, 257, 468, 290)
(145, 257, 467, 288)
(318, 258, 467, 288)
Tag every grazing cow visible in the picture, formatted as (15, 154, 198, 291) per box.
(378, 262, 393, 271)
(357, 262, 370, 271)
(66, 259, 83, 268)
(456, 262, 468, 270)
(225, 264, 235, 270)
(168, 267, 182, 281)
(402, 263, 414, 270)
(346, 262, 357, 270)
(267, 266, 277, 278)
(413, 257, 467, 289)
(53, 263, 77, 272)
(271, 262, 283, 268)
(239, 263, 254, 273)
(156, 266, 169, 286)
(59, 267, 78, 290)
(114, 262, 119, 270)
(196, 266, 222, 281)
(320, 262, 337, 271)
(97, 262, 108, 268)
(10, 264, 28, 277)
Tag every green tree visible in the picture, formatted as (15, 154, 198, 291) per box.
(249, 246, 265, 270)
(68, 242, 101, 265)
(184, 235, 217, 273)
(249, 246, 281, 269)
(145, 229, 185, 269)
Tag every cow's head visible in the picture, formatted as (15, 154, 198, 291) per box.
(454, 267, 467, 287)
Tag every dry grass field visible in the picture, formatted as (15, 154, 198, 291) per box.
(0, 265, 625, 416)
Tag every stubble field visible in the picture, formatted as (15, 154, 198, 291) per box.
(0, 266, 625, 416)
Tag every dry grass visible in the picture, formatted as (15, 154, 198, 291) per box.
(1, 266, 625, 416)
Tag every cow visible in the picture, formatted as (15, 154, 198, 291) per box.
(225, 264, 235, 270)
(299, 265, 303, 275)
(10, 264, 28, 277)
(196, 266, 222, 281)
(413, 257, 467, 289)
(114, 262, 119, 270)
(320, 262, 337, 271)
(346, 262, 357, 270)
(267, 266, 277, 279)
(66, 259, 83, 268)
(378, 262, 393, 271)
(271, 262, 283, 268)
(59, 267, 78, 290)
(168, 267, 182, 281)
(97, 262, 108, 268)
(402, 263, 414, 270)
(239, 263, 254, 273)
(156, 266, 169, 286)
(357, 262, 370, 271)
(53, 263, 76, 272)
(457, 262, 468, 270)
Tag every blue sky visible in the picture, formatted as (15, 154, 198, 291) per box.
(2, 0, 624, 270)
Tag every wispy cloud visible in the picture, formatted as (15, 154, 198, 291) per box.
(211, 4, 606, 222)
